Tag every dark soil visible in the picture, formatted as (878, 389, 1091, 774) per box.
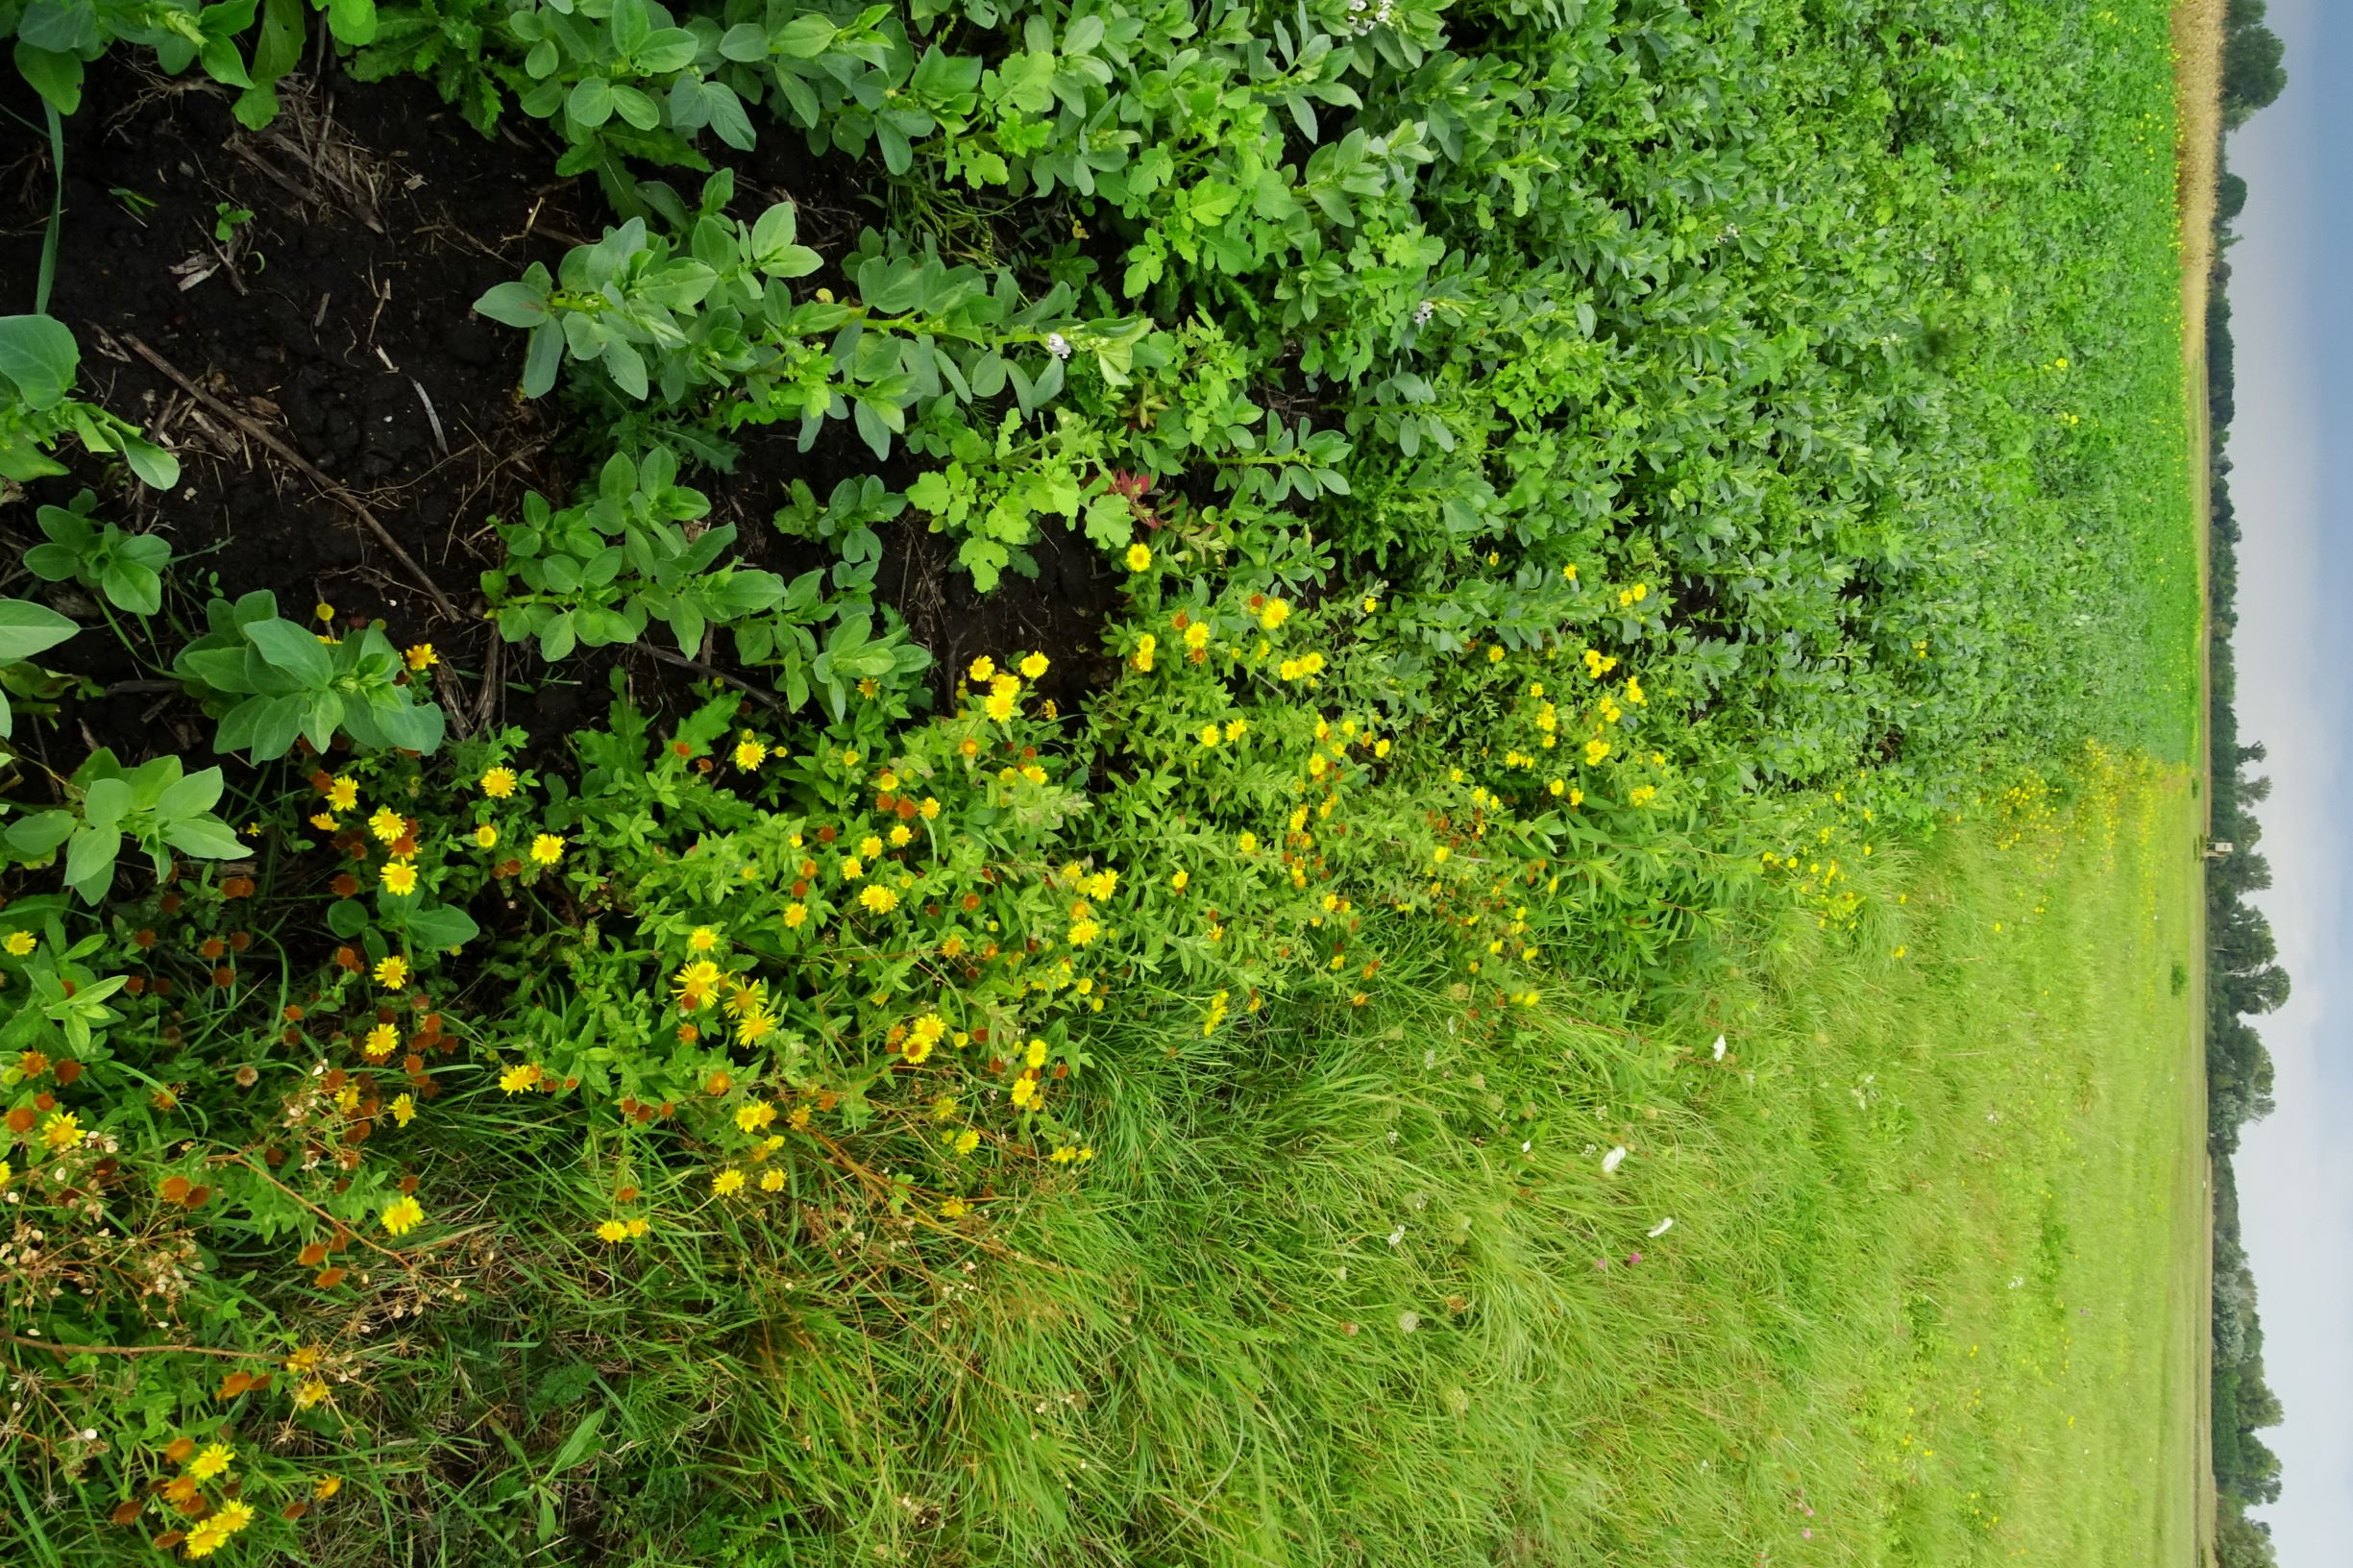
(0, 57, 1119, 776)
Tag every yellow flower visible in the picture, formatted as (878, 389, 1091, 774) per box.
(404, 643, 437, 672)
(530, 833, 565, 867)
(499, 1063, 543, 1094)
(1223, 719, 1246, 742)
(733, 739, 768, 771)
(861, 885, 899, 915)
(1238, 832, 1257, 854)
(736, 1102, 778, 1134)
(783, 903, 808, 929)
(391, 1093, 415, 1127)
(1259, 599, 1290, 630)
(888, 823, 914, 848)
(1432, 845, 1450, 863)
(474, 822, 499, 848)
(367, 806, 404, 844)
(1197, 723, 1221, 747)
(596, 1218, 629, 1243)
(688, 925, 721, 952)
(481, 766, 519, 798)
(363, 1022, 399, 1060)
(380, 1194, 424, 1237)
(1170, 869, 1189, 891)
(968, 655, 995, 683)
(40, 1112, 81, 1151)
(712, 1168, 746, 1196)
(1010, 1075, 1040, 1109)
(312, 1476, 341, 1500)
(1066, 917, 1099, 945)
(373, 955, 409, 990)
(187, 1442, 235, 1481)
(919, 796, 941, 820)
(840, 857, 864, 881)
(1124, 543, 1152, 572)
(673, 959, 722, 1011)
(760, 1168, 785, 1191)
(313, 601, 335, 623)
(953, 1128, 981, 1156)
(327, 777, 359, 811)
(1133, 634, 1156, 673)
(1184, 622, 1211, 652)
(858, 833, 884, 859)
(2, 930, 33, 957)
(308, 811, 339, 832)
(984, 686, 1017, 723)
(184, 1498, 256, 1558)
(1583, 738, 1610, 766)
(294, 1378, 331, 1409)
(1025, 1038, 1049, 1069)
(1020, 651, 1049, 678)
(381, 862, 419, 895)
(1486, 644, 1506, 663)
(942, 1195, 969, 1217)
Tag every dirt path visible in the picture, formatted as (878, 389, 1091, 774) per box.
(2170, 1, 2225, 1563)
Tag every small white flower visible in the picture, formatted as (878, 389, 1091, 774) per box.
(1601, 1145, 1628, 1175)
(1711, 1034, 1727, 1061)
(1386, 1224, 1405, 1247)
(1412, 299, 1434, 326)
(1397, 1311, 1420, 1333)
(1044, 331, 1072, 360)
(1646, 1216, 1675, 1238)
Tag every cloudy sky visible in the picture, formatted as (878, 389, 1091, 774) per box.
(2217, 0, 2350, 1558)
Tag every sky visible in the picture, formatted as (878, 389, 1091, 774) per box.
(2216, 0, 2353, 1559)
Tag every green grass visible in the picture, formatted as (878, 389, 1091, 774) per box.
(457, 751, 2200, 1566)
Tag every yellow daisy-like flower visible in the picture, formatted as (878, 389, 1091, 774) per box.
(919, 796, 941, 820)
(404, 643, 437, 672)
(942, 1195, 970, 1217)
(783, 903, 808, 929)
(380, 1194, 424, 1237)
(183, 1498, 256, 1558)
(373, 955, 409, 990)
(596, 1219, 629, 1243)
(859, 885, 899, 915)
(313, 1476, 342, 1500)
(888, 823, 913, 847)
(381, 862, 419, 894)
(840, 857, 865, 882)
(1197, 723, 1222, 747)
(1259, 600, 1290, 630)
(367, 806, 405, 844)
(363, 1022, 399, 1060)
(1124, 543, 1151, 572)
(187, 1442, 235, 1481)
(1486, 644, 1506, 663)
(294, 1378, 331, 1409)
(1010, 1075, 1040, 1109)
(760, 1168, 785, 1191)
(391, 1093, 416, 1127)
(968, 655, 995, 683)
(953, 1128, 981, 1156)
(474, 823, 499, 848)
(688, 925, 721, 953)
(733, 739, 768, 771)
(984, 686, 1017, 723)
(1583, 738, 1610, 766)
(858, 834, 884, 859)
(40, 1112, 82, 1151)
(712, 1168, 746, 1196)
(499, 1063, 543, 1094)
(736, 1102, 778, 1134)
(326, 777, 359, 811)
(1019, 651, 1049, 678)
(480, 767, 518, 798)
(529, 833, 565, 867)
(2, 930, 33, 957)
(308, 812, 339, 832)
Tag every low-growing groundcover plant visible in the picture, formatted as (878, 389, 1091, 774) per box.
(0, 0, 2206, 1563)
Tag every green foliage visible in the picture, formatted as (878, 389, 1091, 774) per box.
(21, 487, 172, 615)
(172, 591, 448, 761)
(0, 314, 179, 487)
(3, 748, 247, 902)
(0, 595, 79, 738)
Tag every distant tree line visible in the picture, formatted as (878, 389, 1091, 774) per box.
(2203, 63, 2287, 1556)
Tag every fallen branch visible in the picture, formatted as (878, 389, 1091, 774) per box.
(113, 332, 461, 623)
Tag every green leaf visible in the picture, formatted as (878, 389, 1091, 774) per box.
(244, 618, 333, 686)
(324, 0, 377, 45)
(0, 598, 77, 664)
(11, 43, 84, 114)
(161, 818, 249, 860)
(772, 14, 834, 56)
(4, 811, 74, 857)
(405, 902, 481, 950)
(0, 315, 79, 410)
(62, 825, 119, 898)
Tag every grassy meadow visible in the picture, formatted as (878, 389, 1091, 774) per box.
(0, 0, 2213, 1560)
